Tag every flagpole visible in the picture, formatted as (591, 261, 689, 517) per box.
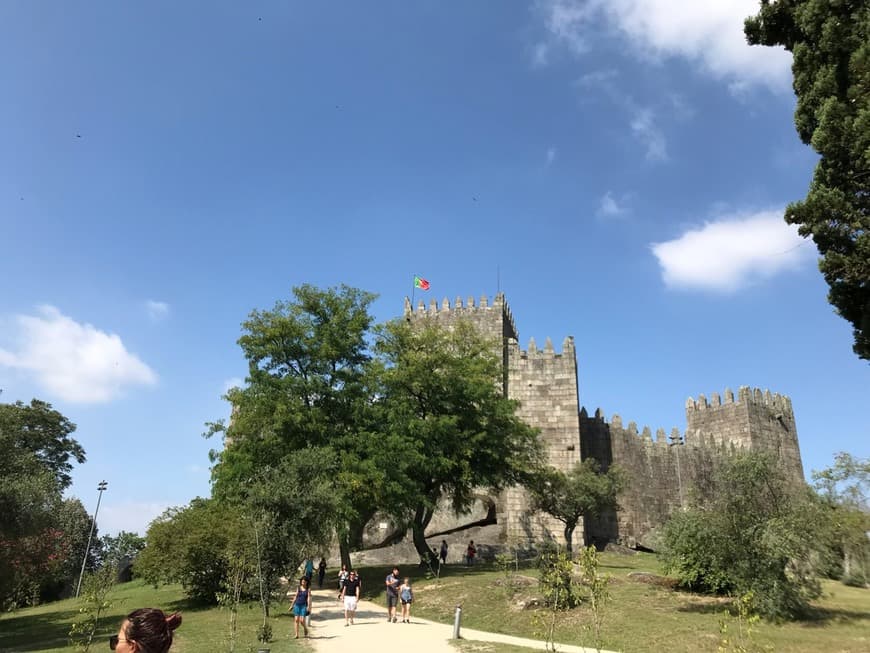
(411, 275, 416, 309)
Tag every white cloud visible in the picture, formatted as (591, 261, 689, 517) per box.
(0, 306, 157, 403)
(145, 300, 169, 321)
(630, 108, 667, 161)
(650, 210, 815, 292)
(531, 41, 550, 67)
(597, 191, 629, 218)
(538, 0, 598, 57)
(546, 146, 557, 166)
(535, 0, 792, 91)
(97, 500, 172, 537)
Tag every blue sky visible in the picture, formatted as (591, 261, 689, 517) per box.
(1, 1, 866, 535)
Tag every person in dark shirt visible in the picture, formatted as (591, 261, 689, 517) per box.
(340, 570, 361, 626)
(317, 557, 327, 588)
(440, 539, 448, 565)
(385, 566, 401, 623)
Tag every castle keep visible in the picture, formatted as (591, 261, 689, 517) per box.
(404, 293, 804, 549)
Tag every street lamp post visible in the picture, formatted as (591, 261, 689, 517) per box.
(668, 433, 685, 510)
(75, 480, 108, 598)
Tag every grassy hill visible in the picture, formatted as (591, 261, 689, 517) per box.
(2, 552, 867, 652)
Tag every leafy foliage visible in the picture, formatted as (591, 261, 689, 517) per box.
(208, 284, 384, 568)
(99, 531, 146, 568)
(812, 452, 870, 586)
(376, 318, 541, 558)
(526, 459, 626, 556)
(577, 545, 612, 650)
(534, 543, 581, 651)
(745, 1, 870, 360)
(68, 565, 116, 652)
(137, 499, 251, 603)
(0, 399, 88, 608)
(660, 452, 828, 620)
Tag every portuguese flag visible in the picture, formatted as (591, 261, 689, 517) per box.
(414, 275, 430, 290)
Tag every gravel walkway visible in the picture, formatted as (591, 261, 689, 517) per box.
(300, 588, 616, 653)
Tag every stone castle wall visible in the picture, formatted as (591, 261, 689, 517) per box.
(404, 293, 804, 550)
(501, 336, 582, 549)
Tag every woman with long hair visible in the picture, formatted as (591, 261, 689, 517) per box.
(289, 576, 312, 638)
(109, 608, 182, 652)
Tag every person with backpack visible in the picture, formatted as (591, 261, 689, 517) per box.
(399, 577, 414, 623)
(317, 557, 327, 588)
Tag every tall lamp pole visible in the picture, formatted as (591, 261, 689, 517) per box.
(668, 434, 685, 510)
(76, 480, 108, 598)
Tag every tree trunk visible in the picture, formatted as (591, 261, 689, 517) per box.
(564, 523, 575, 559)
(411, 503, 436, 559)
(339, 537, 352, 571)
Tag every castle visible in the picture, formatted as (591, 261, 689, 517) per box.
(404, 293, 804, 550)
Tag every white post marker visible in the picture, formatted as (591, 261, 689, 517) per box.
(452, 603, 462, 639)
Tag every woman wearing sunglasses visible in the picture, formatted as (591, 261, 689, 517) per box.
(109, 608, 182, 652)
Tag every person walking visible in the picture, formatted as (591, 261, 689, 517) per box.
(317, 557, 327, 588)
(340, 569, 361, 626)
(399, 577, 414, 623)
(303, 557, 314, 584)
(289, 577, 311, 639)
(337, 563, 349, 599)
(385, 566, 401, 623)
(466, 540, 477, 566)
(439, 539, 448, 565)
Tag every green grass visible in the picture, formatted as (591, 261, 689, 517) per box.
(400, 553, 870, 653)
(0, 580, 307, 653)
(3, 556, 868, 653)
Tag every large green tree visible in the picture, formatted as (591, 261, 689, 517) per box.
(526, 459, 626, 557)
(660, 451, 828, 620)
(0, 399, 87, 608)
(376, 318, 541, 560)
(745, 1, 870, 360)
(208, 284, 401, 569)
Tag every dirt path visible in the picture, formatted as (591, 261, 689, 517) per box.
(301, 588, 615, 653)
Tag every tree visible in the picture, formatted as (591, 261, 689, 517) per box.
(745, 1, 870, 360)
(660, 452, 828, 620)
(207, 284, 397, 569)
(812, 452, 870, 585)
(137, 498, 249, 603)
(0, 399, 87, 608)
(237, 449, 342, 611)
(99, 531, 146, 571)
(376, 318, 542, 560)
(0, 399, 85, 490)
(526, 459, 626, 557)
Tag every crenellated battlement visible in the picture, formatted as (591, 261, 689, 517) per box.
(685, 386, 794, 417)
(403, 292, 519, 341)
(581, 407, 681, 447)
(509, 335, 575, 360)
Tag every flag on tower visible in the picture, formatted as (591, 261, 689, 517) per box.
(414, 276, 430, 291)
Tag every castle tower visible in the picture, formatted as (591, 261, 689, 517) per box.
(403, 293, 582, 548)
(685, 387, 804, 482)
(502, 335, 582, 547)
